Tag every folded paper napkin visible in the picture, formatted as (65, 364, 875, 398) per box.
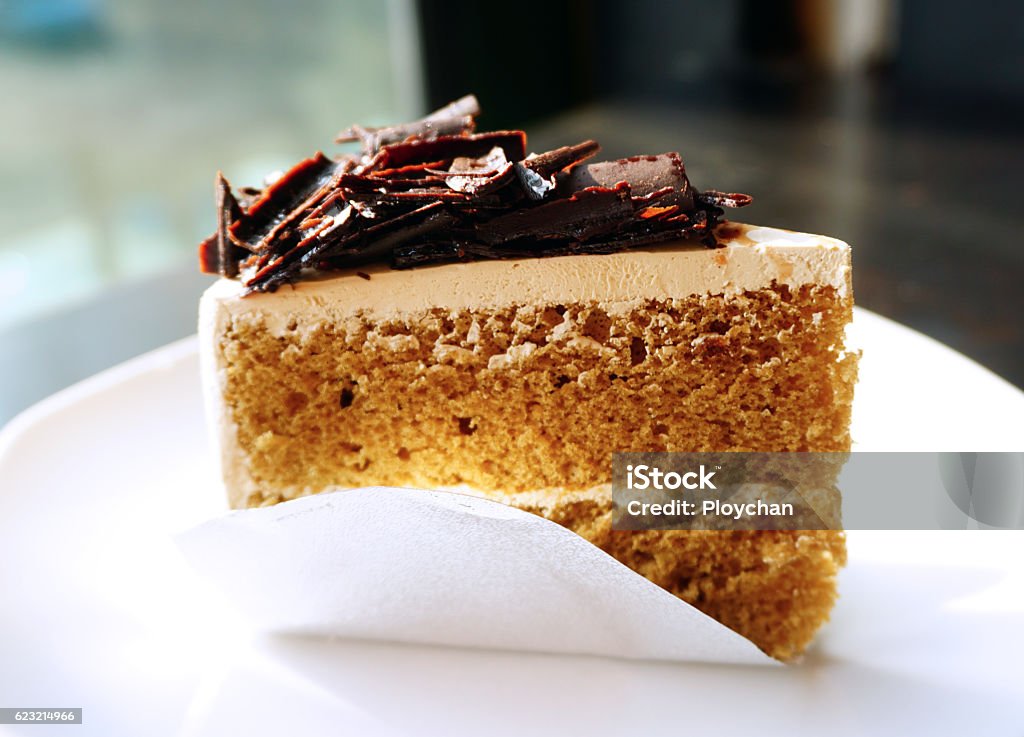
(176, 486, 777, 666)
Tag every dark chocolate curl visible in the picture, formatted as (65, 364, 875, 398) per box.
(199, 173, 248, 277)
(345, 188, 473, 204)
(476, 183, 634, 245)
(513, 162, 554, 201)
(336, 94, 481, 152)
(237, 186, 263, 210)
(216, 173, 244, 276)
(317, 202, 458, 268)
(375, 131, 527, 170)
(511, 140, 601, 202)
(338, 173, 448, 193)
(442, 146, 513, 196)
(230, 153, 347, 250)
(244, 206, 357, 291)
(522, 140, 600, 179)
(423, 94, 481, 122)
(245, 203, 456, 293)
(560, 153, 694, 210)
(340, 116, 476, 155)
(460, 162, 516, 197)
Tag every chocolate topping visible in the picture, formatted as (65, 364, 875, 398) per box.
(198, 172, 247, 278)
(560, 153, 694, 209)
(335, 94, 481, 153)
(198, 96, 752, 293)
(476, 183, 634, 245)
(373, 130, 527, 171)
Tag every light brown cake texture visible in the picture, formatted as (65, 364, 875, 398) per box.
(202, 228, 858, 661)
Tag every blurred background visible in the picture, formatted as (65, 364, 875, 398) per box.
(1, 0, 1022, 422)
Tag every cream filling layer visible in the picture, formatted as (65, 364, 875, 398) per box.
(200, 223, 851, 337)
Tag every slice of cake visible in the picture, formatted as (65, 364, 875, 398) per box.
(197, 97, 857, 661)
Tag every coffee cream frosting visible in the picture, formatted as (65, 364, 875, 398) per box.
(200, 223, 851, 338)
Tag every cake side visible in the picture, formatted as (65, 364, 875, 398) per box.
(538, 491, 847, 662)
(210, 283, 854, 506)
(200, 224, 856, 508)
(198, 223, 857, 660)
(194, 97, 855, 663)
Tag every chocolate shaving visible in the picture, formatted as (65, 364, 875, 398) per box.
(560, 153, 695, 209)
(237, 186, 263, 210)
(230, 153, 348, 251)
(318, 201, 458, 267)
(420, 94, 482, 123)
(336, 94, 480, 153)
(698, 190, 754, 208)
(344, 188, 473, 204)
(338, 173, 449, 193)
(445, 147, 512, 196)
(340, 116, 476, 156)
(522, 140, 600, 179)
(476, 183, 633, 245)
(198, 172, 247, 277)
(511, 142, 598, 202)
(373, 131, 527, 171)
(198, 95, 752, 291)
(244, 205, 356, 290)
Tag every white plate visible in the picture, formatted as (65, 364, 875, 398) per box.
(1, 308, 1022, 737)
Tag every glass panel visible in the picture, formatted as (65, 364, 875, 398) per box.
(0, 0, 418, 329)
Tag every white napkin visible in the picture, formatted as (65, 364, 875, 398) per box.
(176, 486, 777, 666)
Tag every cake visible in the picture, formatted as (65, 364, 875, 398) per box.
(198, 96, 858, 661)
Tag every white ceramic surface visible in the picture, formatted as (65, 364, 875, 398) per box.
(1, 308, 1022, 737)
